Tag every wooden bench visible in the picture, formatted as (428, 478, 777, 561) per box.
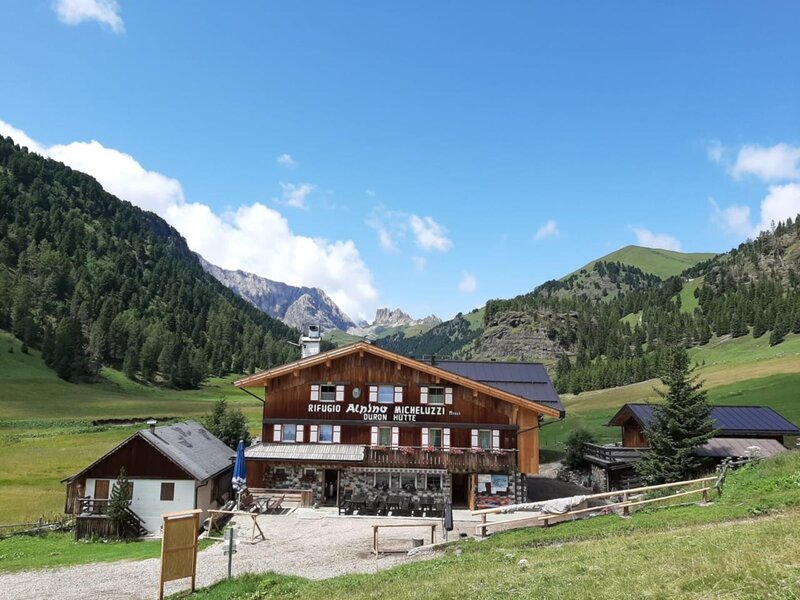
(249, 488, 313, 507)
(371, 523, 437, 556)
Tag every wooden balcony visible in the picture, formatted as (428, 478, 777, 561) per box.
(583, 443, 648, 466)
(363, 446, 517, 473)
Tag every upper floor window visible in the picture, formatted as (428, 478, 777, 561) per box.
(428, 428, 443, 448)
(319, 424, 333, 443)
(282, 424, 297, 443)
(320, 384, 337, 402)
(378, 426, 392, 446)
(378, 385, 394, 404)
(478, 429, 492, 450)
(427, 386, 445, 405)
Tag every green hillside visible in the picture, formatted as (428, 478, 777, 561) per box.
(566, 245, 717, 280)
(189, 453, 800, 600)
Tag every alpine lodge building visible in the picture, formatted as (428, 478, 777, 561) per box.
(234, 330, 564, 512)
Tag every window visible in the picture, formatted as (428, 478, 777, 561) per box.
(304, 469, 317, 479)
(318, 424, 334, 443)
(160, 482, 175, 502)
(94, 479, 110, 500)
(320, 384, 337, 402)
(400, 473, 420, 493)
(428, 428, 443, 448)
(378, 427, 392, 446)
(375, 473, 391, 491)
(427, 386, 445, 405)
(282, 424, 297, 443)
(274, 468, 287, 476)
(426, 474, 442, 492)
(478, 430, 492, 450)
(377, 385, 394, 404)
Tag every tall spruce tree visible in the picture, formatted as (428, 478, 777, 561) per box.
(635, 346, 716, 484)
(107, 467, 133, 538)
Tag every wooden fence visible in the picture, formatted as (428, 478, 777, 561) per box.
(473, 475, 717, 537)
(0, 517, 72, 539)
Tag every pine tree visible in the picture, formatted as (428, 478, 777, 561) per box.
(107, 467, 132, 538)
(635, 347, 716, 485)
(122, 347, 139, 380)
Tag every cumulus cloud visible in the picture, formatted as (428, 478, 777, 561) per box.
(409, 215, 453, 251)
(632, 227, 682, 252)
(730, 143, 800, 182)
(0, 120, 378, 320)
(277, 182, 314, 209)
(534, 219, 559, 240)
(276, 153, 297, 168)
(54, 0, 124, 34)
(709, 141, 800, 239)
(458, 272, 477, 293)
(706, 140, 726, 164)
(377, 228, 397, 252)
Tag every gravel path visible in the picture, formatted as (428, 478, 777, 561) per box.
(0, 510, 474, 599)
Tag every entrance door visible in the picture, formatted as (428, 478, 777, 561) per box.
(323, 470, 339, 505)
(451, 474, 469, 507)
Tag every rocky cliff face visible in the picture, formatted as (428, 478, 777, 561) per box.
(348, 308, 441, 338)
(198, 256, 356, 332)
(468, 310, 576, 361)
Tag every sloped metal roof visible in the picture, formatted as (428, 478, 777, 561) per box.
(696, 437, 788, 458)
(611, 404, 800, 436)
(430, 360, 564, 414)
(245, 443, 366, 462)
(140, 420, 236, 481)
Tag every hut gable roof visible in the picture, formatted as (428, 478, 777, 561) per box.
(609, 403, 800, 437)
(234, 341, 562, 417)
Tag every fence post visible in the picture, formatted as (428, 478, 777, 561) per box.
(622, 492, 629, 516)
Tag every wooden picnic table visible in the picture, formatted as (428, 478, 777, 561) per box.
(371, 522, 437, 556)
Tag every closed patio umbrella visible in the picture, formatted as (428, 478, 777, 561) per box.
(442, 501, 453, 541)
(232, 439, 247, 509)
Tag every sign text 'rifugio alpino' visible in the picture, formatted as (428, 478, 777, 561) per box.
(306, 403, 446, 422)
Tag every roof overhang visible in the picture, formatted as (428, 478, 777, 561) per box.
(234, 342, 561, 418)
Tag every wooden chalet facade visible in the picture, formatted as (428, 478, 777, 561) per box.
(234, 341, 564, 511)
(585, 403, 800, 491)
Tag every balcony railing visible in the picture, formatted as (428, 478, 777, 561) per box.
(363, 446, 517, 472)
(583, 443, 648, 465)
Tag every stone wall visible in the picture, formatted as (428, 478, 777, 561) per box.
(590, 464, 609, 492)
(262, 463, 324, 503)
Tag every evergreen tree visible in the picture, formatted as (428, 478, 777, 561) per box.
(107, 467, 132, 538)
(122, 347, 139, 380)
(202, 398, 251, 449)
(635, 347, 716, 484)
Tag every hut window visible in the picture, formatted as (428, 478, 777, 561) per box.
(428, 428, 443, 448)
(318, 424, 334, 443)
(374, 473, 391, 490)
(478, 430, 492, 449)
(400, 473, 420, 492)
(427, 386, 445, 405)
(160, 482, 175, 502)
(378, 426, 392, 446)
(377, 385, 394, 404)
(320, 384, 337, 402)
(282, 424, 297, 443)
(304, 469, 317, 479)
(426, 474, 442, 492)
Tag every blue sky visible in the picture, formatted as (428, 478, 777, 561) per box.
(2, 1, 800, 322)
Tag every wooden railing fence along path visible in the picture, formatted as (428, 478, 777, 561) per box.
(472, 475, 718, 537)
(0, 517, 72, 539)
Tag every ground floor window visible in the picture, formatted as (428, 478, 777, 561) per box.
(400, 473, 421, 493)
(374, 473, 392, 491)
(160, 482, 175, 501)
(94, 479, 110, 499)
(426, 474, 442, 492)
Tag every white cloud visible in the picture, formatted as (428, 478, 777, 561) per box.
(709, 198, 754, 238)
(411, 256, 426, 272)
(277, 182, 314, 209)
(730, 143, 800, 182)
(534, 219, 559, 240)
(632, 227, 682, 252)
(377, 228, 396, 252)
(458, 272, 477, 293)
(54, 0, 124, 34)
(409, 215, 453, 252)
(0, 120, 378, 320)
(276, 153, 297, 168)
(755, 183, 800, 233)
(365, 189, 376, 197)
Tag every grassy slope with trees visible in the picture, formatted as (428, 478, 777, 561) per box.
(0, 135, 298, 389)
(184, 452, 800, 600)
(564, 245, 717, 280)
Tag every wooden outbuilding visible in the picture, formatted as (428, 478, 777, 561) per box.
(63, 420, 235, 536)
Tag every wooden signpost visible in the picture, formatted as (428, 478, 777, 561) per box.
(158, 509, 202, 600)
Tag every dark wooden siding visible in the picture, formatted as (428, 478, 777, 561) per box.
(622, 422, 648, 448)
(262, 352, 518, 447)
(82, 436, 193, 480)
